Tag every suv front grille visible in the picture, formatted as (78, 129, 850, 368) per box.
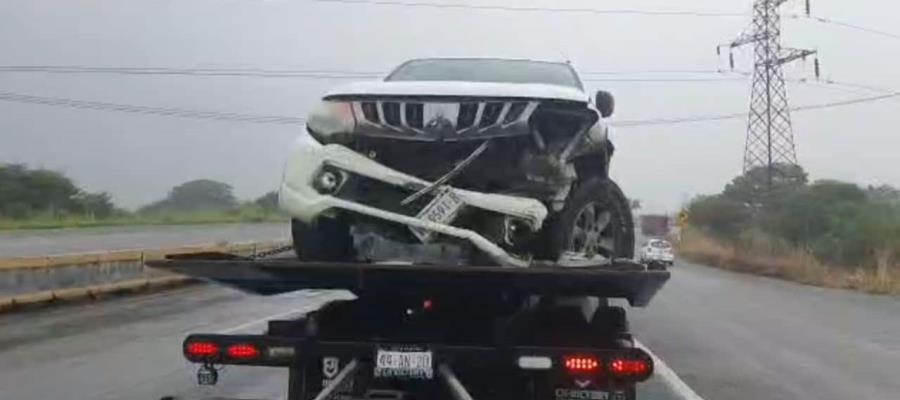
(382, 102, 402, 126)
(479, 102, 504, 128)
(357, 100, 536, 136)
(457, 102, 478, 129)
(405, 103, 424, 129)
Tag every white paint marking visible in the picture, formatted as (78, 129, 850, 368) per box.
(217, 292, 347, 334)
(635, 340, 705, 400)
(219, 308, 307, 334)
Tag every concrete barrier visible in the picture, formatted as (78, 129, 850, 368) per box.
(0, 240, 290, 311)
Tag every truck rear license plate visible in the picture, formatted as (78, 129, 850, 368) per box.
(374, 349, 433, 379)
(410, 187, 463, 242)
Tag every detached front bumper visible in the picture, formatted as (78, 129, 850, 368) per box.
(278, 133, 548, 267)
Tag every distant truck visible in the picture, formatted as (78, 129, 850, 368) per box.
(639, 214, 670, 238)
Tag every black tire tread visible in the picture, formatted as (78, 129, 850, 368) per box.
(291, 217, 354, 261)
(537, 178, 635, 260)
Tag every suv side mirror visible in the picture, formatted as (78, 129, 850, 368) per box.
(595, 90, 615, 118)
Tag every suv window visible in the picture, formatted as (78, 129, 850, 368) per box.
(387, 58, 583, 89)
(650, 241, 672, 249)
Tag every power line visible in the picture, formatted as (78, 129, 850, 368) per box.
(613, 112, 746, 127)
(581, 69, 725, 76)
(724, 69, 897, 96)
(0, 65, 383, 79)
(0, 64, 751, 83)
(2, 88, 896, 130)
(787, 14, 900, 40)
(0, 91, 306, 125)
(314, 0, 746, 17)
(614, 92, 900, 128)
(792, 92, 900, 111)
(583, 77, 746, 83)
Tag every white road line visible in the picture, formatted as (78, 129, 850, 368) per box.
(218, 292, 345, 334)
(219, 308, 308, 334)
(635, 340, 705, 400)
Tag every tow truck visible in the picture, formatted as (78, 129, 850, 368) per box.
(151, 57, 670, 400)
(149, 251, 669, 400)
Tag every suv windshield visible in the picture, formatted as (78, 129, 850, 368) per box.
(651, 241, 672, 249)
(386, 58, 583, 89)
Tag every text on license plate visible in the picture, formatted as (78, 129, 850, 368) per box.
(410, 188, 463, 242)
(374, 349, 433, 379)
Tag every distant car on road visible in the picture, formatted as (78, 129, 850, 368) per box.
(640, 239, 674, 267)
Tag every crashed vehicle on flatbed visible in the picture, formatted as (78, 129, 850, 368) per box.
(279, 58, 634, 267)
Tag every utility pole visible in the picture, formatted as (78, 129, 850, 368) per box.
(720, 0, 819, 186)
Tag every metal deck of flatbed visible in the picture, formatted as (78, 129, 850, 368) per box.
(148, 256, 670, 306)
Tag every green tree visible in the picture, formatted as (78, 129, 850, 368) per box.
(141, 179, 237, 213)
(71, 192, 116, 219)
(687, 195, 749, 239)
(254, 191, 279, 211)
(866, 184, 900, 204)
(827, 203, 900, 269)
(0, 163, 82, 218)
(723, 163, 807, 213)
(770, 180, 867, 246)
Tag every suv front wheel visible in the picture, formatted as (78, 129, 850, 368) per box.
(291, 217, 355, 261)
(538, 178, 635, 261)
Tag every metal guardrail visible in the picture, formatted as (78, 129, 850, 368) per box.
(0, 240, 290, 312)
(0, 241, 288, 270)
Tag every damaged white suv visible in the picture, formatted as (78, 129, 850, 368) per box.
(279, 58, 634, 267)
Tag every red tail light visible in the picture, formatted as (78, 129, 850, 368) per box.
(563, 355, 600, 372)
(227, 343, 261, 359)
(609, 357, 652, 379)
(186, 341, 219, 358)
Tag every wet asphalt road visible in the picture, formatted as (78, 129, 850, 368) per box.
(1, 260, 898, 399)
(0, 286, 679, 400)
(0, 223, 289, 257)
(630, 261, 900, 400)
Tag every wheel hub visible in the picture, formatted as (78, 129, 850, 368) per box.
(568, 201, 616, 257)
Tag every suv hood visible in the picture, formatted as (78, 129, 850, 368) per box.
(325, 80, 589, 103)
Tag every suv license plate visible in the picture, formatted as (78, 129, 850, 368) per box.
(374, 349, 433, 379)
(410, 187, 463, 242)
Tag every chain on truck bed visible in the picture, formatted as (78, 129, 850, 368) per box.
(252, 244, 295, 260)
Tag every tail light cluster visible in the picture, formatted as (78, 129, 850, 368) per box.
(186, 341, 219, 358)
(186, 340, 262, 362)
(183, 335, 294, 366)
(561, 351, 653, 381)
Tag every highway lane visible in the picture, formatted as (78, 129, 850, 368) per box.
(0, 285, 349, 400)
(0, 223, 288, 257)
(0, 285, 681, 400)
(630, 260, 900, 400)
(2, 259, 898, 399)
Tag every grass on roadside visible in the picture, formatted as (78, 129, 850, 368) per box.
(676, 230, 900, 296)
(0, 208, 288, 230)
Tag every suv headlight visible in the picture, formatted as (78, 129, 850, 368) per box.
(307, 100, 356, 141)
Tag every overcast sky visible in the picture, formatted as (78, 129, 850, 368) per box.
(1, 0, 897, 213)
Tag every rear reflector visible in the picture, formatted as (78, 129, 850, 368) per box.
(186, 341, 219, 358)
(227, 343, 261, 359)
(609, 358, 651, 378)
(564, 355, 600, 372)
(518, 356, 553, 370)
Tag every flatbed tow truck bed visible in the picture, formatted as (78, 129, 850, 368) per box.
(150, 255, 669, 307)
(149, 255, 670, 400)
